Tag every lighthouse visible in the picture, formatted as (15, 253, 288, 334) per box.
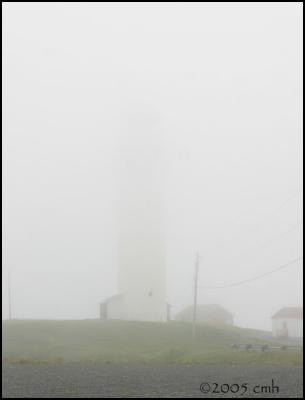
(100, 110, 168, 322)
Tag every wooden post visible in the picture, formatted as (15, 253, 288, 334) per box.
(8, 268, 12, 320)
(192, 252, 200, 338)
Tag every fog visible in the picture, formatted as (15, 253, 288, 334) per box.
(2, 3, 303, 331)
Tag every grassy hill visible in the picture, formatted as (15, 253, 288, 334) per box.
(2, 319, 302, 365)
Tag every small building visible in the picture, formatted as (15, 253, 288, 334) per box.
(175, 304, 233, 325)
(100, 294, 124, 321)
(271, 307, 303, 338)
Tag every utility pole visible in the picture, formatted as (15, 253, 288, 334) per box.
(192, 252, 200, 338)
(8, 268, 12, 320)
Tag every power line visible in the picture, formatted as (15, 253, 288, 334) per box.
(274, 190, 303, 213)
(226, 222, 302, 263)
(242, 190, 302, 233)
(198, 256, 303, 289)
(205, 190, 302, 258)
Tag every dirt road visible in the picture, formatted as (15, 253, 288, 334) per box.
(2, 363, 303, 398)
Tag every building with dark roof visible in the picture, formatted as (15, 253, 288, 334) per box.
(175, 304, 233, 325)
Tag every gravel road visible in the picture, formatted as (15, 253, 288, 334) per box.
(2, 363, 303, 398)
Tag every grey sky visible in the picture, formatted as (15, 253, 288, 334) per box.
(2, 2, 303, 330)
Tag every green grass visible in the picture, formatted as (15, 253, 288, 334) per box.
(2, 319, 302, 366)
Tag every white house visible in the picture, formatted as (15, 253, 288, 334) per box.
(271, 307, 303, 338)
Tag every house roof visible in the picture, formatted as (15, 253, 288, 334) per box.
(272, 307, 303, 320)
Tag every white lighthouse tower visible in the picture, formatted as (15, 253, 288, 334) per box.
(100, 110, 168, 322)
